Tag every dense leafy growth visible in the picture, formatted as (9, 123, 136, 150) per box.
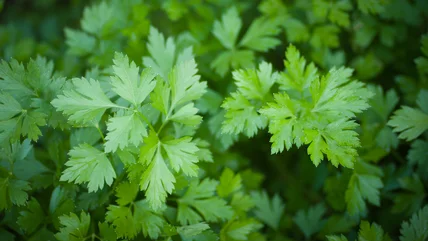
(0, 0, 427, 240)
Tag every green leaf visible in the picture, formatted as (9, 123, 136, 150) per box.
(0, 58, 32, 99)
(217, 168, 242, 198)
(177, 223, 210, 238)
(279, 44, 318, 91)
(239, 17, 281, 52)
(162, 137, 199, 176)
(52, 77, 118, 125)
(400, 205, 428, 241)
(170, 103, 202, 126)
(104, 113, 148, 153)
(111, 52, 157, 106)
(311, 67, 373, 118)
(408, 140, 428, 173)
(220, 218, 262, 241)
(388, 90, 428, 141)
(310, 25, 340, 48)
(259, 92, 298, 153)
(222, 92, 267, 137)
(115, 181, 139, 206)
(392, 175, 426, 216)
(210, 50, 255, 77)
(106, 200, 164, 239)
(65, 28, 96, 56)
(80, 1, 116, 37)
(55, 211, 90, 241)
(133, 200, 165, 239)
(143, 26, 177, 80)
(230, 192, 255, 214)
(305, 119, 360, 168)
(17, 198, 44, 234)
(250, 190, 285, 230)
(169, 58, 207, 108)
(345, 160, 384, 216)
(178, 178, 234, 225)
(357, 0, 386, 14)
(0, 92, 22, 120)
(233, 61, 278, 100)
(358, 221, 389, 241)
(106, 205, 137, 239)
(140, 146, 175, 210)
(327, 235, 349, 241)
(0, 178, 31, 210)
(98, 222, 117, 241)
(212, 7, 242, 50)
(60, 144, 116, 192)
(293, 204, 326, 239)
(283, 18, 310, 43)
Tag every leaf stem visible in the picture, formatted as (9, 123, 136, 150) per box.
(95, 124, 105, 143)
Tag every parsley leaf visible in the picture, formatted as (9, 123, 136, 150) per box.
(222, 62, 277, 137)
(388, 89, 428, 141)
(293, 204, 326, 239)
(51, 77, 118, 125)
(212, 7, 241, 50)
(104, 112, 148, 153)
(358, 221, 390, 241)
(55, 211, 90, 241)
(215, 168, 242, 199)
(140, 143, 175, 210)
(106, 200, 165, 239)
(345, 160, 384, 216)
(111, 52, 157, 107)
(392, 175, 426, 216)
(17, 198, 44, 234)
(250, 190, 285, 230)
(0, 178, 31, 210)
(177, 178, 234, 225)
(211, 8, 281, 76)
(400, 205, 428, 241)
(220, 218, 262, 241)
(60, 144, 116, 192)
(257, 45, 372, 168)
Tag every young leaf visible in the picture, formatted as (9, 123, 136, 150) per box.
(60, 144, 116, 192)
(177, 223, 210, 238)
(162, 137, 199, 176)
(400, 205, 428, 241)
(239, 17, 281, 52)
(0, 178, 31, 210)
(140, 147, 175, 210)
(345, 160, 383, 216)
(251, 190, 285, 230)
(17, 198, 44, 234)
(222, 92, 267, 137)
(217, 168, 242, 198)
(178, 179, 234, 225)
(293, 204, 326, 239)
(115, 181, 139, 206)
(359, 221, 389, 241)
(388, 90, 428, 141)
(104, 113, 148, 153)
(52, 77, 118, 124)
(55, 211, 90, 241)
(111, 52, 157, 106)
(143, 26, 177, 79)
(212, 7, 242, 50)
(169, 59, 207, 108)
(220, 218, 262, 241)
(392, 175, 426, 216)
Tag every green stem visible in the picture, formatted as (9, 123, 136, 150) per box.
(95, 124, 105, 143)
